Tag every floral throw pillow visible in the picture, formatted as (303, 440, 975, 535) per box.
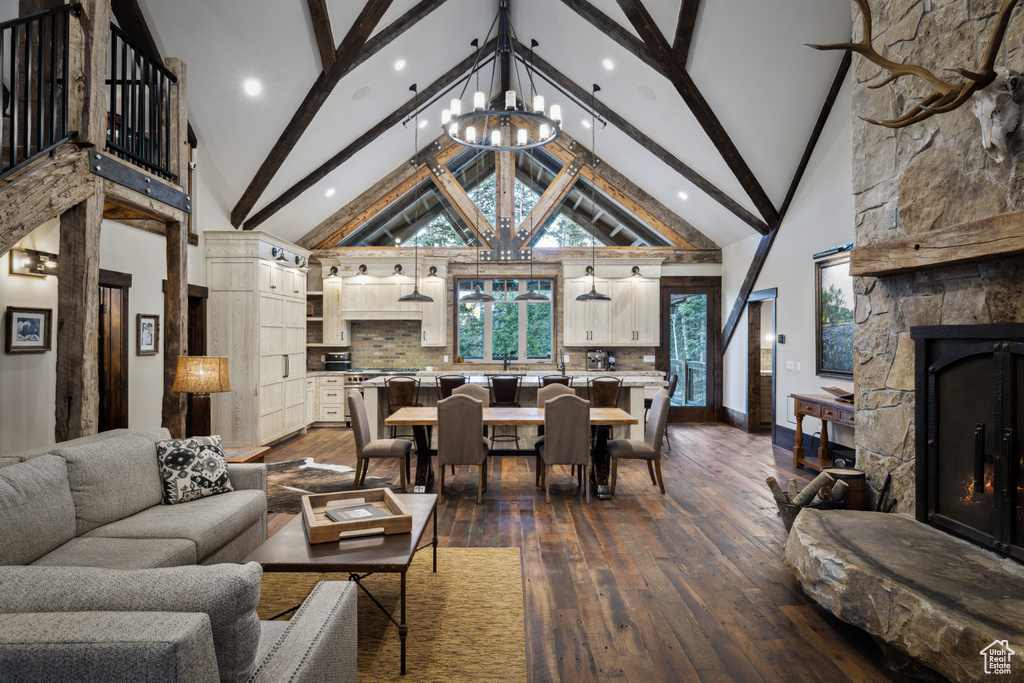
(156, 435, 234, 505)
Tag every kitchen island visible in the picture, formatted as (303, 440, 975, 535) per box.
(362, 372, 666, 442)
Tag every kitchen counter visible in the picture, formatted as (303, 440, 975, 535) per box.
(361, 371, 666, 387)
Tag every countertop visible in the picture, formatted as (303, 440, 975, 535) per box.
(359, 372, 667, 388)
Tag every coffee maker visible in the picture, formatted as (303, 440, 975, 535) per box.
(586, 349, 608, 371)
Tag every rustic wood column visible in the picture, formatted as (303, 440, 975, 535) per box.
(67, 0, 109, 149)
(55, 183, 102, 441)
(162, 57, 190, 438)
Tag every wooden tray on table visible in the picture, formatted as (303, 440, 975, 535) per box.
(301, 488, 412, 544)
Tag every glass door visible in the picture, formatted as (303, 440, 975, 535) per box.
(661, 281, 721, 422)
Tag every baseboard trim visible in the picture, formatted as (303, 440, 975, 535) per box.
(723, 407, 746, 430)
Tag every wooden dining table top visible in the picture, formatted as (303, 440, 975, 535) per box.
(385, 405, 638, 426)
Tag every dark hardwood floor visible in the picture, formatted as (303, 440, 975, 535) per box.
(265, 423, 901, 682)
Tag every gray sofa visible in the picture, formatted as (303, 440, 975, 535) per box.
(0, 429, 357, 682)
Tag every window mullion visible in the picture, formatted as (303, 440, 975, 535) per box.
(483, 279, 493, 362)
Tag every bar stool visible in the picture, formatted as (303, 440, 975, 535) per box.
(644, 372, 678, 449)
(540, 375, 573, 387)
(588, 376, 622, 444)
(487, 374, 523, 449)
(437, 375, 468, 400)
(385, 376, 422, 441)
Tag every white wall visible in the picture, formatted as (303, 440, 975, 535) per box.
(0, 146, 228, 454)
(721, 78, 855, 445)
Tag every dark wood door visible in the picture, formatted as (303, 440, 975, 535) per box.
(659, 277, 722, 423)
(98, 280, 129, 431)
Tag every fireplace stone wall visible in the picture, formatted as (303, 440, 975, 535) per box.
(852, 0, 1024, 512)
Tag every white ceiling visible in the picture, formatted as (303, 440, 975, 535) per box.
(132, 0, 852, 248)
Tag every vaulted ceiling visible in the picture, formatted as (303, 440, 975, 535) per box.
(126, 0, 852, 248)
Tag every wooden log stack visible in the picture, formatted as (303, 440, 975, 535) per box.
(766, 474, 846, 531)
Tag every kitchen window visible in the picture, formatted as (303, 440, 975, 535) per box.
(458, 278, 553, 362)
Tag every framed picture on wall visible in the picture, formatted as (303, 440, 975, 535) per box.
(816, 254, 854, 378)
(137, 314, 160, 356)
(5, 306, 52, 353)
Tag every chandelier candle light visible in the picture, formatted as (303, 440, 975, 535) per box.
(441, 0, 562, 152)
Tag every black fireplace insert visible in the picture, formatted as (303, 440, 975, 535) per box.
(912, 324, 1024, 562)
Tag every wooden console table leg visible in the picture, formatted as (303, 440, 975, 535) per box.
(818, 418, 830, 464)
(793, 412, 805, 467)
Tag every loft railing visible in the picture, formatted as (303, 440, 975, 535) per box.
(106, 23, 176, 181)
(0, 5, 77, 181)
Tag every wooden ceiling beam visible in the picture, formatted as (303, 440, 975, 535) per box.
(312, 245, 722, 264)
(515, 155, 584, 247)
(519, 41, 769, 235)
(230, 0, 397, 227)
(556, 0, 665, 76)
(306, 0, 336, 71)
(244, 39, 494, 231)
(424, 149, 494, 248)
(720, 50, 851, 354)
(615, 0, 779, 229)
(672, 0, 700, 66)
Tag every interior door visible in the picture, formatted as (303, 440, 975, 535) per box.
(98, 272, 131, 431)
(660, 279, 722, 422)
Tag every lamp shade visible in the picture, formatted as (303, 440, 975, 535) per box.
(172, 356, 232, 394)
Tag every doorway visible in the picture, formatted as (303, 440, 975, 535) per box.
(98, 270, 132, 431)
(746, 288, 777, 439)
(659, 277, 722, 422)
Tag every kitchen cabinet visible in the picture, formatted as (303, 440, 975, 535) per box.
(563, 277, 612, 345)
(317, 376, 347, 423)
(419, 277, 447, 346)
(206, 231, 310, 446)
(305, 377, 315, 426)
(322, 277, 351, 346)
(610, 277, 659, 346)
(341, 275, 420, 320)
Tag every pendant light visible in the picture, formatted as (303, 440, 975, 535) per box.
(515, 149, 549, 302)
(576, 84, 610, 302)
(462, 149, 494, 303)
(398, 83, 433, 304)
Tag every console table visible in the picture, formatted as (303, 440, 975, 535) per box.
(790, 394, 854, 471)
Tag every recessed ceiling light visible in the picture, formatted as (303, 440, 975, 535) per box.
(243, 79, 261, 96)
(602, 59, 614, 70)
(325, 188, 336, 197)
(418, 119, 428, 129)
(678, 191, 688, 200)
(394, 59, 406, 71)
(581, 119, 591, 129)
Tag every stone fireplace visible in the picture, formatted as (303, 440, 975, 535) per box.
(912, 324, 1024, 560)
(850, 0, 1024, 513)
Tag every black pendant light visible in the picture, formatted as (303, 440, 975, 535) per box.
(515, 150, 549, 302)
(577, 84, 610, 302)
(399, 83, 434, 304)
(462, 147, 495, 303)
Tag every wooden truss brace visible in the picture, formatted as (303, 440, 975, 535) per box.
(423, 149, 494, 249)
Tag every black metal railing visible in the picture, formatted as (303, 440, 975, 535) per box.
(106, 23, 176, 180)
(0, 5, 77, 181)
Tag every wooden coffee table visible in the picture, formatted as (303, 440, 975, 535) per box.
(245, 493, 437, 676)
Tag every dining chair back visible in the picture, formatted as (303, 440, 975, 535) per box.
(536, 383, 574, 407)
(437, 375, 468, 400)
(452, 383, 488, 402)
(385, 376, 422, 440)
(540, 375, 572, 387)
(347, 389, 411, 492)
(436, 394, 490, 503)
(488, 374, 523, 448)
(588, 376, 622, 407)
(538, 394, 592, 503)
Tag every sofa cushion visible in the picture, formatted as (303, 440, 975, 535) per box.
(32, 537, 197, 569)
(54, 432, 165, 534)
(83, 489, 266, 561)
(0, 455, 77, 565)
(157, 435, 234, 505)
(0, 562, 263, 683)
(0, 456, 23, 468)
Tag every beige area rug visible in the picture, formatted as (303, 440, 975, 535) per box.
(257, 547, 527, 682)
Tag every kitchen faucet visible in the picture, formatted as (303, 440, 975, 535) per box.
(503, 352, 510, 371)
(556, 348, 566, 375)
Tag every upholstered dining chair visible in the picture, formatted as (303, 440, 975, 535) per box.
(437, 375, 468, 400)
(348, 389, 411, 493)
(644, 372, 678, 449)
(540, 375, 573, 387)
(436, 394, 490, 504)
(609, 388, 669, 495)
(537, 394, 592, 503)
(451, 383, 489, 402)
(488, 374, 523, 449)
(385, 376, 422, 441)
(534, 383, 576, 486)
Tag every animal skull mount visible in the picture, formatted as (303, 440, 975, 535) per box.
(971, 67, 1021, 163)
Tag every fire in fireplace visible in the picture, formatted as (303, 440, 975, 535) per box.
(912, 324, 1024, 562)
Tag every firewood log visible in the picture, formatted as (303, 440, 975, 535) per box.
(831, 480, 849, 503)
(765, 477, 787, 504)
(787, 479, 798, 502)
(792, 471, 835, 507)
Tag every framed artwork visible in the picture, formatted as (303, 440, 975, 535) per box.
(137, 313, 160, 356)
(5, 306, 52, 353)
(815, 254, 854, 378)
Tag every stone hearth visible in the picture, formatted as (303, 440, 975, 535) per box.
(784, 509, 1024, 682)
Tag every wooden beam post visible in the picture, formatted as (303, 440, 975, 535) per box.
(514, 156, 583, 247)
(424, 150, 494, 247)
(162, 220, 188, 438)
(55, 183, 103, 441)
(165, 58, 189, 188)
(67, 0, 110, 148)
(307, 0, 337, 71)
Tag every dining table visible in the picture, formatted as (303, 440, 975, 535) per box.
(384, 405, 638, 499)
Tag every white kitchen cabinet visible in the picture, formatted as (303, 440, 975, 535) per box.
(317, 376, 347, 423)
(206, 231, 311, 446)
(322, 278, 350, 346)
(305, 377, 315, 426)
(340, 275, 420, 320)
(419, 277, 447, 346)
(563, 277, 612, 345)
(610, 277, 660, 346)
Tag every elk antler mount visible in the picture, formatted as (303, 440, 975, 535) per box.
(808, 0, 1021, 128)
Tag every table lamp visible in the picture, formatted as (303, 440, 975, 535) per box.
(171, 356, 232, 437)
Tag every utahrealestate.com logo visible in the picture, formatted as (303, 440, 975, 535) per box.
(980, 640, 1016, 675)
